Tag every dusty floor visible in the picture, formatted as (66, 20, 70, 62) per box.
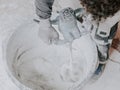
(0, 0, 120, 90)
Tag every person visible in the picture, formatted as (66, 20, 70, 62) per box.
(111, 22, 120, 51)
(35, 0, 81, 44)
(35, 0, 120, 77)
(80, 0, 120, 78)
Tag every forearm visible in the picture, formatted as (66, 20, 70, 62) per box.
(35, 0, 54, 19)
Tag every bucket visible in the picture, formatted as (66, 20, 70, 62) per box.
(3, 20, 98, 90)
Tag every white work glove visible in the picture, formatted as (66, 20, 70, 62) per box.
(38, 18, 59, 44)
(58, 8, 81, 43)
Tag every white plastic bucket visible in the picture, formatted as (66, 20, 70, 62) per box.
(3, 20, 98, 90)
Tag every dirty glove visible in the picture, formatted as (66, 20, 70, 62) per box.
(38, 18, 59, 44)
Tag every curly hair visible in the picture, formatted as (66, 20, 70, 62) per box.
(80, 0, 120, 20)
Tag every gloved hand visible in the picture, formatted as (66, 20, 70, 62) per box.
(38, 18, 59, 44)
(54, 7, 81, 44)
(97, 44, 110, 64)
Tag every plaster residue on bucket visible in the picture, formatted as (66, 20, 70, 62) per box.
(5, 21, 98, 90)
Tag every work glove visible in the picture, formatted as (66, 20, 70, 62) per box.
(51, 7, 81, 44)
(38, 18, 59, 44)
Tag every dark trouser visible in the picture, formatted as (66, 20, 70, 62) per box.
(35, 0, 54, 19)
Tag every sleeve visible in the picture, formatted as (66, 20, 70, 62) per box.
(35, 0, 54, 19)
(96, 10, 120, 43)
